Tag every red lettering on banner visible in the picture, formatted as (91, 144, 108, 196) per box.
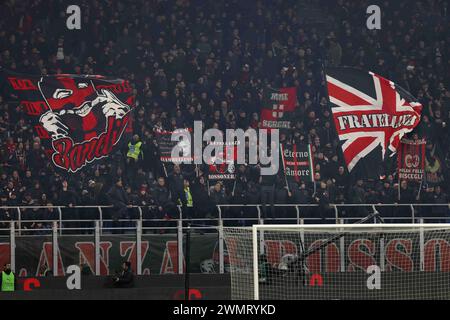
(264, 240, 298, 267)
(75, 241, 112, 275)
(306, 240, 340, 272)
(173, 288, 203, 300)
(347, 239, 376, 271)
(36, 242, 65, 276)
(21, 101, 47, 115)
(160, 241, 185, 274)
(424, 239, 450, 272)
(224, 237, 243, 267)
(8, 77, 37, 90)
(119, 241, 150, 274)
(309, 274, 323, 286)
(97, 82, 131, 94)
(385, 239, 413, 272)
(23, 278, 40, 291)
(51, 116, 128, 173)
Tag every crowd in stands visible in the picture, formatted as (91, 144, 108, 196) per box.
(0, 0, 449, 230)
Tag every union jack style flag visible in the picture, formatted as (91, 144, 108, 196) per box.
(326, 67, 422, 172)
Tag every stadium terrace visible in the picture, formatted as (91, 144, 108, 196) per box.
(0, 0, 449, 304)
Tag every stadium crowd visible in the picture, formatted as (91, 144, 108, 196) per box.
(0, 0, 449, 231)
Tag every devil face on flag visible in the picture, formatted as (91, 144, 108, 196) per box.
(325, 67, 423, 174)
(2, 71, 135, 173)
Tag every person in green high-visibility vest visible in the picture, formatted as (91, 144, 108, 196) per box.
(127, 134, 143, 180)
(127, 134, 143, 161)
(178, 179, 194, 219)
(0, 263, 17, 292)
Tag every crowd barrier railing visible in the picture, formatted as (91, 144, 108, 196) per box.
(1, 203, 450, 234)
(0, 203, 449, 276)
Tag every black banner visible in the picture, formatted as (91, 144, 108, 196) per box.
(281, 143, 314, 183)
(0, 233, 220, 276)
(156, 129, 193, 163)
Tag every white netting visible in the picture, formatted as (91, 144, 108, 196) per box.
(223, 224, 450, 300)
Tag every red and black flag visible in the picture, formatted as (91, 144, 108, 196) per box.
(1, 69, 135, 173)
(260, 86, 297, 129)
(397, 139, 426, 182)
(325, 67, 422, 175)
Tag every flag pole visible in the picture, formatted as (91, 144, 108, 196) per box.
(280, 143, 290, 194)
(416, 176, 423, 201)
(397, 142, 401, 202)
(308, 143, 315, 183)
(162, 162, 168, 178)
(416, 139, 426, 201)
(313, 179, 317, 198)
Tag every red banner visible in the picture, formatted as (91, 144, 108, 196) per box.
(261, 87, 297, 129)
(397, 139, 426, 181)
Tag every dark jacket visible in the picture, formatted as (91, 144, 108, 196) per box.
(57, 189, 78, 206)
(210, 189, 227, 205)
(433, 192, 448, 215)
(107, 185, 129, 208)
(168, 173, 184, 198)
(154, 185, 172, 207)
(380, 186, 396, 203)
(113, 269, 134, 288)
(350, 185, 366, 204)
(191, 181, 210, 206)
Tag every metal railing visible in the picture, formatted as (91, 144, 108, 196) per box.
(1, 212, 447, 277)
(1, 203, 450, 236)
(215, 203, 450, 223)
